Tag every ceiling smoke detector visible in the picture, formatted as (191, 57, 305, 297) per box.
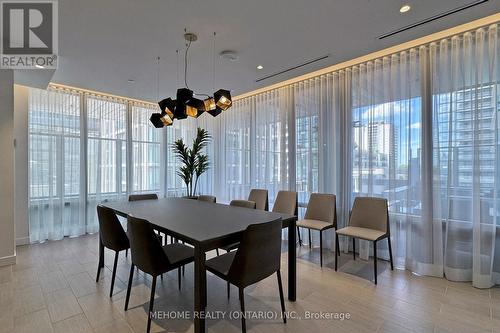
(219, 50, 239, 62)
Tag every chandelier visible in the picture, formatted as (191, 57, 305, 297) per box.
(150, 32, 232, 128)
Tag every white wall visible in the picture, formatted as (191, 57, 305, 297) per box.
(0, 70, 15, 266)
(14, 85, 29, 246)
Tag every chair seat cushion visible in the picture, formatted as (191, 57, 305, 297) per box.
(163, 243, 194, 267)
(336, 226, 386, 241)
(296, 219, 333, 231)
(220, 242, 239, 252)
(205, 251, 236, 278)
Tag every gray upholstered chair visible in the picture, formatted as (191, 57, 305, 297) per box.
(230, 199, 257, 209)
(335, 197, 393, 284)
(128, 193, 158, 201)
(198, 195, 216, 203)
(248, 189, 269, 211)
(128, 193, 164, 245)
(95, 205, 130, 297)
(296, 193, 339, 267)
(206, 219, 286, 333)
(215, 199, 257, 272)
(125, 216, 194, 333)
(272, 191, 298, 216)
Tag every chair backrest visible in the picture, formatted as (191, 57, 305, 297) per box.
(248, 189, 269, 211)
(198, 195, 216, 203)
(228, 218, 282, 287)
(230, 199, 256, 209)
(304, 193, 337, 227)
(97, 205, 129, 251)
(128, 193, 158, 201)
(127, 215, 170, 276)
(349, 197, 389, 234)
(272, 191, 298, 216)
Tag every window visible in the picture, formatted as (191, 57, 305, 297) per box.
(28, 87, 83, 240)
(131, 104, 162, 193)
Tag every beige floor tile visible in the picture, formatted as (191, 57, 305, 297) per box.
(94, 319, 135, 333)
(0, 306, 14, 333)
(52, 314, 93, 333)
(14, 309, 53, 333)
(0, 265, 12, 284)
(78, 291, 123, 328)
(39, 270, 69, 294)
(44, 288, 83, 323)
(68, 271, 99, 298)
(12, 284, 46, 318)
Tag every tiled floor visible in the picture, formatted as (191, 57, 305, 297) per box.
(0, 234, 499, 333)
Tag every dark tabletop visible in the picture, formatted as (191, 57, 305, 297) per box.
(103, 197, 295, 246)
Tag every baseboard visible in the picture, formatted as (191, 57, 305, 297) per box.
(0, 254, 16, 267)
(16, 237, 29, 246)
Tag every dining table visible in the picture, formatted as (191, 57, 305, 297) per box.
(101, 197, 297, 333)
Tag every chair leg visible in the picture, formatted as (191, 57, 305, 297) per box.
(182, 265, 185, 276)
(308, 229, 312, 249)
(297, 226, 302, 246)
(239, 288, 246, 333)
(335, 233, 339, 271)
(125, 249, 128, 258)
(352, 238, 356, 260)
(95, 262, 101, 283)
(335, 229, 340, 256)
(109, 251, 119, 297)
(373, 240, 377, 285)
(388, 236, 394, 271)
(276, 270, 286, 324)
(178, 267, 181, 290)
(147, 275, 157, 333)
(124, 264, 134, 311)
(216, 249, 220, 256)
(319, 230, 323, 267)
(227, 281, 230, 299)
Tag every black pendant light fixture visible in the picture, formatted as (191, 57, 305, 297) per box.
(150, 31, 232, 128)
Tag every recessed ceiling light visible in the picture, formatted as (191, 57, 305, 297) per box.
(127, 79, 135, 83)
(257, 65, 264, 70)
(35, 64, 44, 69)
(400, 4, 411, 13)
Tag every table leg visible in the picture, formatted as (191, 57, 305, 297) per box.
(194, 245, 206, 333)
(287, 219, 297, 301)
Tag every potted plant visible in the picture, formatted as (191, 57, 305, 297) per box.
(172, 127, 211, 198)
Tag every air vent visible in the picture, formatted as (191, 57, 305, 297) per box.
(255, 55, 330, 83)
(378, 0, 489, 39)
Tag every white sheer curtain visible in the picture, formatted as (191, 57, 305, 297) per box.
(130, 103, 163, 195)
(349, 48, 445, 272)
(28, 88, 165, 242)
(86, 95, 128, 232)
(28, 87, 85, 242)
(431, 25, 499, 287)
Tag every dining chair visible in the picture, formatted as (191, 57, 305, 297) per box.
(198, 195, 216, 203)
(296, 193, 339, 267)
(335, 197, 393, 284)
(125, 215, 194, 333)
(128, 193, 164, 245)
(248, 189, 269, 211)
(216, 200, 257, 257)
(272, 190, 302, 251)
(230, 199, 257, 209)
(95, 205, 130, 297)
(272, 191, 298, 216)
(205, 218, 286, 333)
(128, 193, 159, 201)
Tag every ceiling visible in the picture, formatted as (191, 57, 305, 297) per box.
(16, 0, 500, 102)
